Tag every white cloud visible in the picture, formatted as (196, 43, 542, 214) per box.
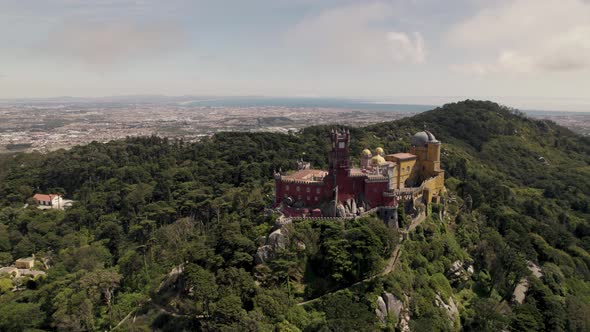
(286, 2, 426, 65)
(448, 0, 590, 74)
(41, 18, 186, 66)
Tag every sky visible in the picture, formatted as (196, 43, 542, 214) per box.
(1, 0, 589, 111)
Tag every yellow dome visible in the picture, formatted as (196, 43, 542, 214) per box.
(371, 155, 386, 165)
(362, 149, 372, 157)
(375, 147, 384, 155)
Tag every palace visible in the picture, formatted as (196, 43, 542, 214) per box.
(274, 129, 445, 219)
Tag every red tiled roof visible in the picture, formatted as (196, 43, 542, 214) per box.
(33, 194, 60, 202)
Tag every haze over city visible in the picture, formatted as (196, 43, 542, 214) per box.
(2, 0, 590, 111)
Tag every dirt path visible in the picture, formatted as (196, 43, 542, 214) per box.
(298, 212, 426, 306)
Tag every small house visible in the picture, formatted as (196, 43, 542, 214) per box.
(32, 194, 63, 208)
(15, 257, 35, 269)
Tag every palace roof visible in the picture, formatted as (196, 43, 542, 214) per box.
(282, 169, 327, 181)
(388, 153, 417, 161)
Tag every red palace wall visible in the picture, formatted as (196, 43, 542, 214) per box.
(274, 130, 399, 217)
(274, 179, 329, 207)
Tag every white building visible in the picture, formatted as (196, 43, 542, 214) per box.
(32, 194, 64, 209)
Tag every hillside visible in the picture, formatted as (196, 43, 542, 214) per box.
(0, 100, 588, 331)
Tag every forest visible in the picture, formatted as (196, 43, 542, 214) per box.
(0, 100, 589, 331)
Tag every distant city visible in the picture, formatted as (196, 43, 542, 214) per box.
(1, 96, 588, 153)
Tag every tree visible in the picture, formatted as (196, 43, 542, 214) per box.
(0, 278, 12, 294)
(0, 302, 43, 332)
(211, 294, 246, 326)
(464, 298, 508, 331)
(79, 269, 122, 328)
(185, 263, 218, 314)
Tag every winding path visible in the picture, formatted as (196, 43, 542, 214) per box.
(111, 212, 428, 327)
(297, 212, 426, 306)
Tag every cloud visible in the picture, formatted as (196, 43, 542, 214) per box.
(448, 0, 590, 74)
(41, 18, 186, 66)
(286, 2, 426, 65)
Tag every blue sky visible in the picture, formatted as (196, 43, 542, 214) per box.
(1, 0, 589, 110)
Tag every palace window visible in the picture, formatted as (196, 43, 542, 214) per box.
(296, 186, 300, 192)
(285, 185, 289, 190)
(314, 196, 319, 201)
(316, 188, 321, 194)
(339, 142, 345, 148)
(306, 187, 310, 193)
(307, 196, 310, 201)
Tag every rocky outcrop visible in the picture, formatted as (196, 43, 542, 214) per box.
(351, 199, 358, 215)
(295, 240, 306, 251)
(254, 217, 292, 265)
(255, 245, 274, 265)
(157, 264, 184, 293)
(513, 261, 543, 304)
(336, 203, 346, 217)
(399, 310, 411, 332)
(375, 292, 406, 329)
(447, 260, 474, 284)
(268, 227, 289, 250)
(376, 296, 387, 322)
(434, 292, 459, 322)
(320, 198, 364, 217)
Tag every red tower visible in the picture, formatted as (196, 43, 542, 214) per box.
(329, 129, 351, 170)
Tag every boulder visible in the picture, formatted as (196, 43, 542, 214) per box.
(434, 293, 459, 322)
(254, 219, 293, 265)
(254, 245, 273, 265)
(399, 311, 411, 332)
(351, 199, 358, 215)
(375, 292, 404, 324)
(375, 296, 387, 323)
(512, 261, 543, 304)
(513, 278, 528, 304)
(449, 260, 462, 275)
(336, 203, 346, 217)
(268, 227, 289, 250)
(295, 240, 306, 251)
(447, 260, 474, 283)
(345, 198, 352, 212)
(382, 292, 403, 319)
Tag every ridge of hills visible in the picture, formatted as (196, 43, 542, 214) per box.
(0, 100, 588, 331)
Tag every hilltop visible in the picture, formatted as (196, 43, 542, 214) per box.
(0, 100, 588, 331)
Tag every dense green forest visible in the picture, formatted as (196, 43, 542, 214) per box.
(0, 100, 588, 331)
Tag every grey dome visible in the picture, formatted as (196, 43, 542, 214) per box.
(411, 131, 437, 146)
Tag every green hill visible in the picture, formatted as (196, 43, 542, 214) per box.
(0, 100, 588, 331)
